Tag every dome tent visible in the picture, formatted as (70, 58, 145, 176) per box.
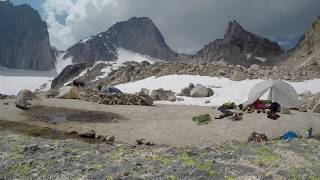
(246, 80, 299, 108)
(100, 86, 123, 94)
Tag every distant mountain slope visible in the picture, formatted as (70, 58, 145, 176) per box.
(64, 17, 178, 64)
(0, 1, 55, 70)
(283, 16, 320, 67)
(195, 20, 283, 67)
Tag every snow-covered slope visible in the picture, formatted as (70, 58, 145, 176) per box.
(115, 75, 320, 106)
(0, 67, 55, 95)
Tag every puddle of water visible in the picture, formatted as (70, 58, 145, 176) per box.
(23, 106, 125, 123)
(0, 120, 102, 143)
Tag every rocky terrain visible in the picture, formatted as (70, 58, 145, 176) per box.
(0, 126, 319, 179)
(50, 60, 320, 90)
(64, 17, 178, 64)
(194, 20, 283, 67)
(283, 16, 320, 67)
(0, 1, 55, 70)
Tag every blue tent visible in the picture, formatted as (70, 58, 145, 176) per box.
(100, 86, 123, 94)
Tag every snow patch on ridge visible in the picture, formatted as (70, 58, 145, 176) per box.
(115, 75, 320, 106)
(254, 56, 267, 62)
(55, 52, 73, 74)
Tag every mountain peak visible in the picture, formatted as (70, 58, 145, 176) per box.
(225, 20, 246, 38)
(65, 17, 177, 64)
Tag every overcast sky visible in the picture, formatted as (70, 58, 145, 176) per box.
(10, 0, 320, 53)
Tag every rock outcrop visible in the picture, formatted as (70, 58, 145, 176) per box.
(283, 16, 320, 67)
(64, 17, 178, 64)
(0, 1, 55, 70)
(150, 89, 176, 102)
(195, 20, 283, 67)
(51, 63, 87, 89)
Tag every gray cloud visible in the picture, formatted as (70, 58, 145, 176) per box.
(43, 0, 320, 52)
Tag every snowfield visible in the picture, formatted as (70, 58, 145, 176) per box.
(0, 48, 159, 95)
(116, 75, 320, 106)
(1, 49, 320, 106)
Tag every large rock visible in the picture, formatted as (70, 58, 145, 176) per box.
(64, 17, 178, 64)
(195, 20, 282, 67)
(0, 1, 55, 70)
(190, 84, 209, 98)
(178, 83, 195, 97)
(230, 70, 248, 81)
(51, 63, 87, 89)
(151, 89, 176, 101)
(312, 102, 320, 113)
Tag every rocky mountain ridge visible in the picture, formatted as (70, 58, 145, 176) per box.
(195, 20, 283, 67)
(0, 1, 55, 70)
(64, 17, 178, 64)
(283, 16, 320, 67)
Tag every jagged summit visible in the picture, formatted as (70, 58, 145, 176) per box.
(195, 20, 282, 66)
(224, 20, 246, 38)
(64, 16, 178, 64)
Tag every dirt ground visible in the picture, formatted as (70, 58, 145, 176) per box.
(0, 98, 319, 146)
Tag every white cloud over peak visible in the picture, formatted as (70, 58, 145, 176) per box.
(42, 0, 122, 50)
(42, 0, 320, 51)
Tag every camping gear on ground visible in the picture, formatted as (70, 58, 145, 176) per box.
(267, 111, 280, 120)
(192, 114, 212, 125)
(307, 128, 313, 138)
(248, 132, 268, 143)
(245, 80, 300, 109)
(232, 112, 243, 121)
(100, 86, 123, 94)
(216, 105, 234, 119)
(72, 80, 85, 87)
(252, 99, 269, 110)
(246, 106, 255, 114)
(223, 102, 236, 109)
(15, 89, 33, 110)
(56, 86, 80, 99)
(281, 131, 298, 141)
(269, 102, 281, 112)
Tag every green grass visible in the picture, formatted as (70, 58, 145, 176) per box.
(9, 162, 32, 177)
(146, 155, 173, 166)
(192, 114, 212, 125)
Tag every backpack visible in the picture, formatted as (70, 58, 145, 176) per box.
(269, 102, 281, 112)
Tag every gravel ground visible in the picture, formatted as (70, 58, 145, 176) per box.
(0, 129, 320, 180)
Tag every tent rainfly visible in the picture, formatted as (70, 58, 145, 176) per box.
(246, 80, 300, 108)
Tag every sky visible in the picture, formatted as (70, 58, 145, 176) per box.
(8, 0, 320, 53)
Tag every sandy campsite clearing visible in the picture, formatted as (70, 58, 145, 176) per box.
(0, 98, 319, 146)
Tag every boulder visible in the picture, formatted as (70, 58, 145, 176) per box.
(151, 89, 176, 101)
(78, 130, 96, 138)
(230, 70, 248, 81)
(140, 88, 150, 95)
(312, 102, 320, 113)
(178, 83, 195, 97)
(207, 88, 214, 97)
(15, 89, 33, 110)
(190, 84, 209, 97)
